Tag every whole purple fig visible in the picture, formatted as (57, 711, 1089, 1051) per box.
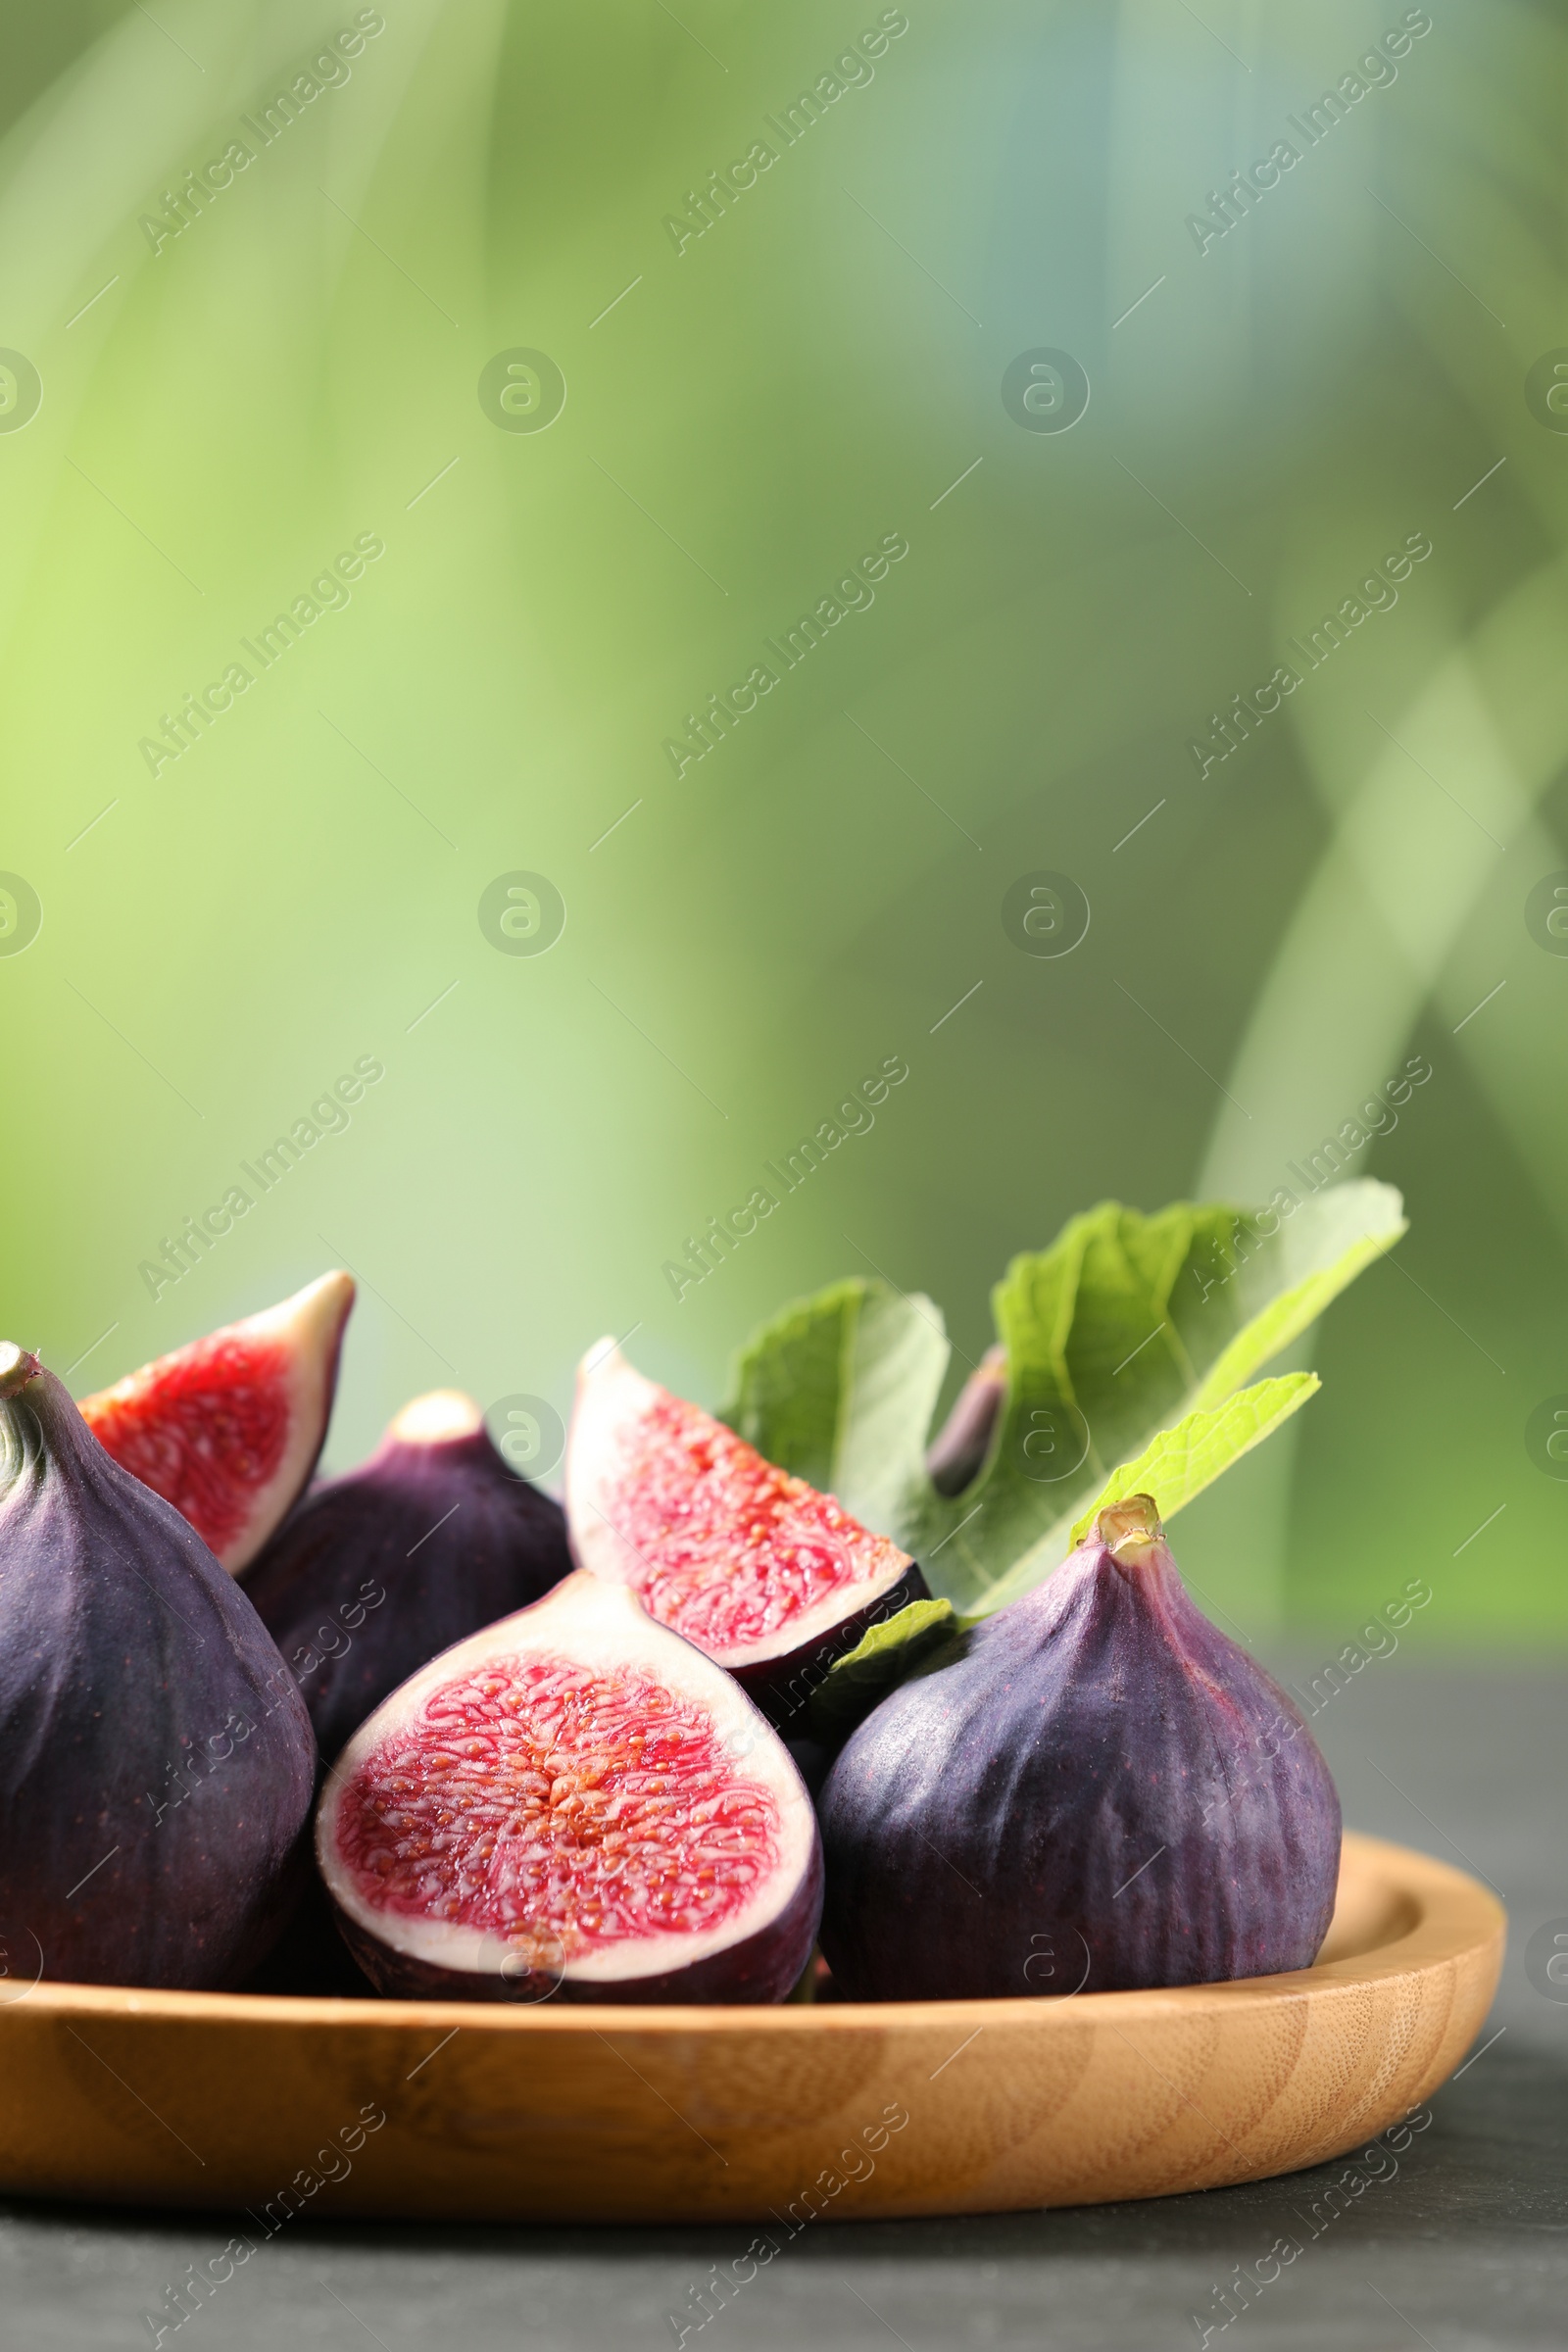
(0, 1344, 316, 1989)
(818, 1494, 1341, 1999)
(242, 1390, 572, 1763)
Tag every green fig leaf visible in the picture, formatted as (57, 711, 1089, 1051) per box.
(720, 1276, 950, 1534)
(795, 1597, 959, 1742)
(896, 1181, 1404, 1614)
(724, 1182, 1403, 1621)
(1070, 1373, 1321, 1544)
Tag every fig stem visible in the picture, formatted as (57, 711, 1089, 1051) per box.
(0, 1345, 42, 1401)
(1094, 1492, 1164, 1569)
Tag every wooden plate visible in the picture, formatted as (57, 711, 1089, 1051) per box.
(0, 1832, 1502, 2223)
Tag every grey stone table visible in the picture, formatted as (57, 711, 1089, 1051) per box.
(3, 1660, 1564, 2351)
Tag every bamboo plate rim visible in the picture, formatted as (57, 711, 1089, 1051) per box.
(0, 1830, 1503, 2034)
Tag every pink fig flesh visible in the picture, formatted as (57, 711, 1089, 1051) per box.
(317, 1571, 823, 2003)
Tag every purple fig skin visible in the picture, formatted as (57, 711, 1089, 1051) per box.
(243, 1392, 572, 1766)
(0, 1348, 317, 1990)
(817, 1495, 1342, 2001)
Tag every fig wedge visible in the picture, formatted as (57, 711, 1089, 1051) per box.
(565, 1343, 927, 1724)
(80, 1271, 354, 1574)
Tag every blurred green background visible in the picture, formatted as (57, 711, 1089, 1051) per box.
(0, 0, 1563, 1642)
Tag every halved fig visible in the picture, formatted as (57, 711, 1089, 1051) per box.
(317, 1571, 822, 2003)
(79, 1272, 354, 1576)
(564, 1343, 928, 1723)
(244, 1388, 572, 1764)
